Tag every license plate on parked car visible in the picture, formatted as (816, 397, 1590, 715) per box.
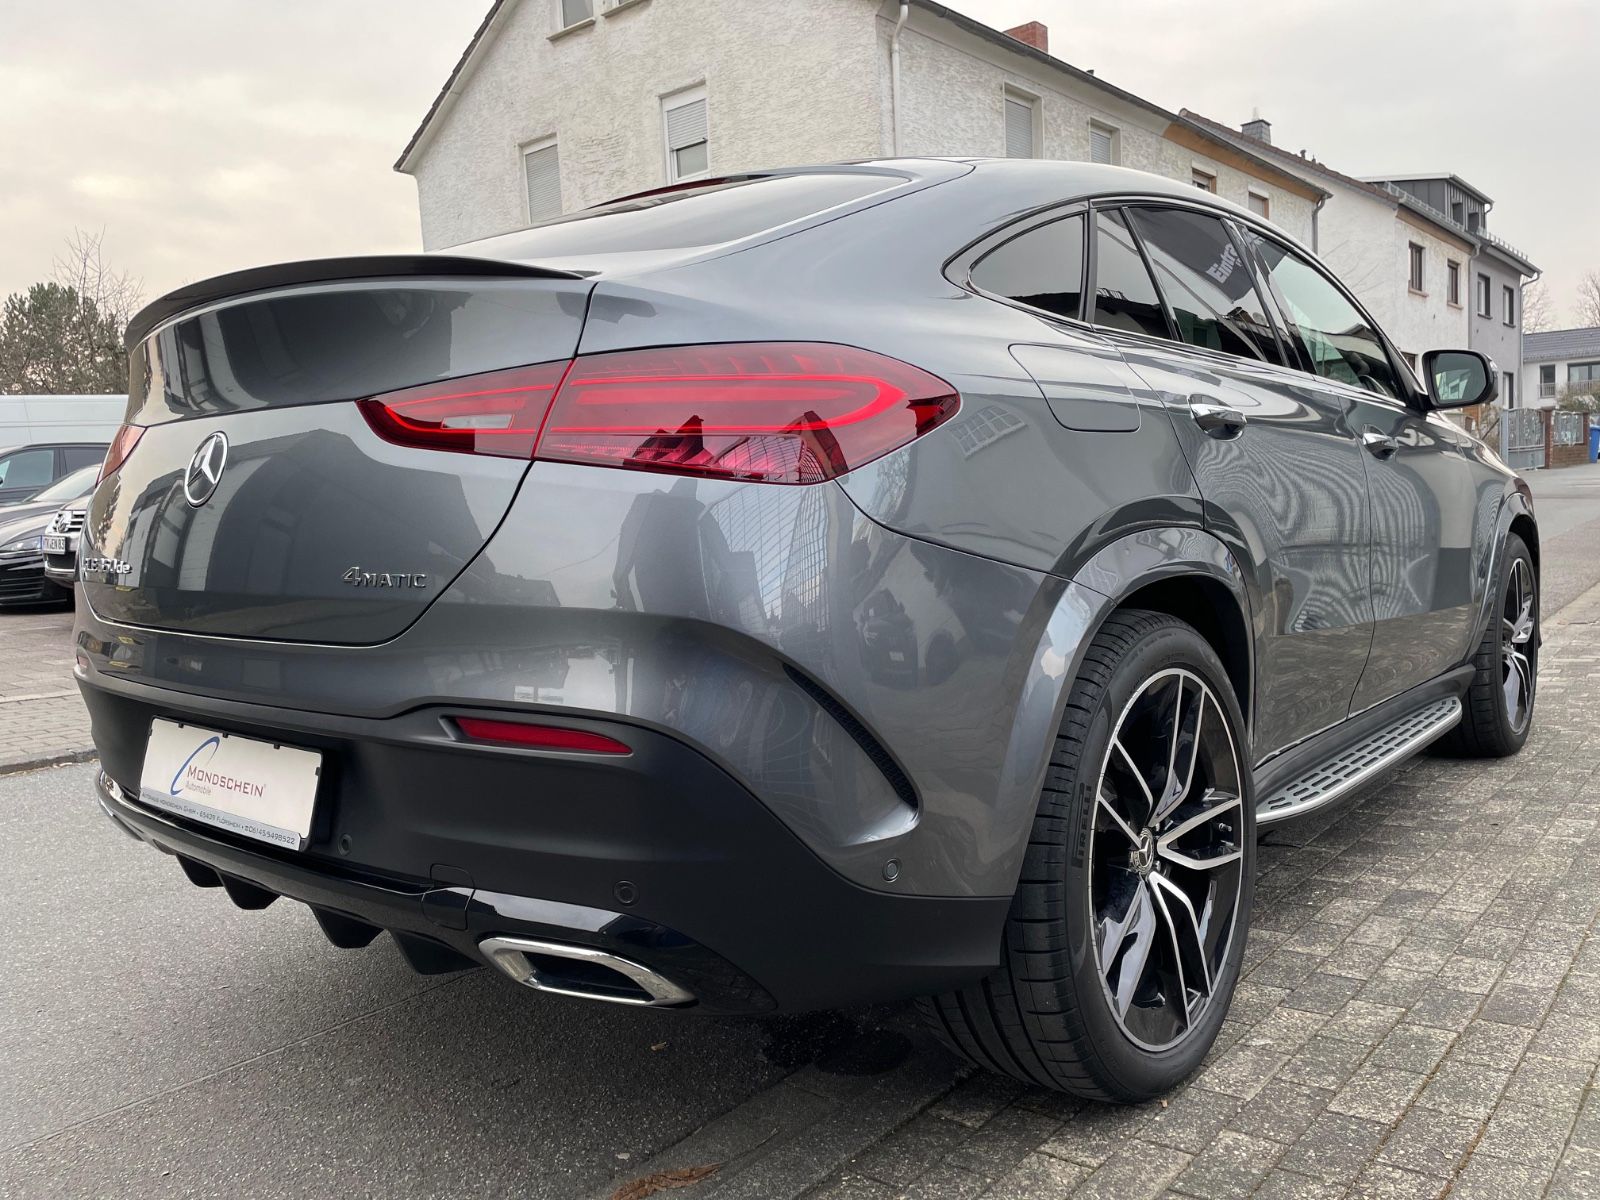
(42, 535, 67, 554)
(138, 719, 322, 849)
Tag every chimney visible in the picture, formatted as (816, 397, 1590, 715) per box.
(1241, 108, 1272, 145)
(1003, 21, 1049, 54)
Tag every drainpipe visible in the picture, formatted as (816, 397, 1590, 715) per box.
(1310, 192, 1327, 254)
(890, 1, 910, 156)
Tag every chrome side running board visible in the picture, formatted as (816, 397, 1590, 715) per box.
(479, 935, 695, 1007)
(1257, 696, 1461, 825)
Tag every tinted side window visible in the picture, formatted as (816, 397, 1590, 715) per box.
(1247, 233, 1401, 397)
(61, 445, 108, 472)
(1091, 210, 1168, 339)
(970, 215, 1085, 321)
(1126, 207, 1284, 365)
(0, 448, 54, 489)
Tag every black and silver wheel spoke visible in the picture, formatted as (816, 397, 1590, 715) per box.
(1500, 557, 1536, 732)
(1089, 668, 1244, 1052)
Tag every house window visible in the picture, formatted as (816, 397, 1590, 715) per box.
(1450, 200, 1464, 225)
(1088, 121, 1118, 165)
(1477, 273, 1492, 317)
(1191, 168, 1216, 193)
(1247, 190, 1270, 219)
(558, 0, 592, 28)
(522, 140, 562, 222)
(1503, 372, 1515, 408)
(1540, 364, 1556, 399)
(1407, 243, 1425, 293)
(662, 87, 709, 183)
(1004, 91, 1038, 159)
(1570, 361, 1600, 384)
(1447, 260, 1461, 306)
(1503, 285, 1516, 327)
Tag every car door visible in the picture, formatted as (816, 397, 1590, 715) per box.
(1241, 232, 1482, 710)
(1088, 203, 1375, 759)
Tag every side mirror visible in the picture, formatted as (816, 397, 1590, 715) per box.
(1422, 349, 1498, 410)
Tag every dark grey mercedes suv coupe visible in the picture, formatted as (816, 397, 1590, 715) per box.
(75, 161, 1537, 1101)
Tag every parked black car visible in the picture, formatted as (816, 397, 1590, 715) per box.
(0, 464, 101, 606)
(74, 161, 1537, 1100)
(0, 443, 107, 506)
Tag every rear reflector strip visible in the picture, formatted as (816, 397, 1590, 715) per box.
(454, 717, 631, 755)
(357, 343, 959, 484)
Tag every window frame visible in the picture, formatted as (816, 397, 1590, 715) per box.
(520, 135, 562, 224)
(1003, 86, 1041, 159)
(1088, 120, 1119, 166)
(553, 0, 594, 32)
(1236, 223, 1414, 405)
(1447, 259, 1462, 307)
(1407, 242, 1425, 294)
(1246, 189, 1271, 220)
(1503, 372, 1516, 409)
(1190, 167, 1217, 193)
(1539, 364, 1556, 399)
(1503, 284, 1516, 327)
(661, 84, 710, 185)
(1476, 273, 1492, 318)
(1570, 361, 1600, 385)
(958, 204, 1091, 325)
(1117, 202, 1294, 368)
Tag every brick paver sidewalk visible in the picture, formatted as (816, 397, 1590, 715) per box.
(0, 608, 91, 773)
(807, 583, 1600, 1200)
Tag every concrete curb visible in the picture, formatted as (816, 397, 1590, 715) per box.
(0, 747, 97, 778)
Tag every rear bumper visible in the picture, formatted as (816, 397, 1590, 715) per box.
(83, 676, 1008, 1014)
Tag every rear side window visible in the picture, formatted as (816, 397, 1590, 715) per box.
(970, 215, 1085, 321)
(1125, 207, 1284, 365)
(1091, 210, 1168, 339)
(60, 445, 107, 472)
(1246, 232, 1401, 397)
(464, 172, 905, 260)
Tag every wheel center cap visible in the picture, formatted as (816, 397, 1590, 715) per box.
(1131, 830, 1156, 876)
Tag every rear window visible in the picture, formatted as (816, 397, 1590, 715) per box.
(461, 172, 907, 261)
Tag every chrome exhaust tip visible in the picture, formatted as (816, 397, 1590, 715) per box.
(479, 935, 695, 1007)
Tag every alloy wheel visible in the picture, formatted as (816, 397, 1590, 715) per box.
(1089, 668, 1245, 1052)
(1502, 557, 1536, 734)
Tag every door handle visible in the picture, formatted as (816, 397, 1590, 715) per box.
(1190, 401, 1247, 439)
(1361, 428, 1399, 459)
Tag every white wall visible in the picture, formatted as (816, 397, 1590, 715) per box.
(0, 395, 126, 445)
(408, 0, 883, 249)
(1314, 189, 1470, 362)
(881, 12, 1317, 245)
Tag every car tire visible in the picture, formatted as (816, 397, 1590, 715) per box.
(1440, 533, 1537, 759)
(919, 609, 1255, 1101)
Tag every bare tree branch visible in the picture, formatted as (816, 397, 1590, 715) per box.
(51, 228, 143, 325)
(1520, 279, 1559, 334)
(1578, 270, 1600, 330)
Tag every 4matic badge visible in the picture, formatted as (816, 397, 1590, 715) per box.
(342, 567, 429, 589)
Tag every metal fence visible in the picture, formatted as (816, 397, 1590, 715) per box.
(1554, 411, 1585, 446)
(1505, 408, 1546, 470)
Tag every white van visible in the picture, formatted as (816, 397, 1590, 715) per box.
(0, 395, 126, 445)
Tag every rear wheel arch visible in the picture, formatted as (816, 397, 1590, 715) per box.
(1111, 575, 1253, 741)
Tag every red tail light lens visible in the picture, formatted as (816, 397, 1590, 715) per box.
(357, 363, 570, 459)
(99, 423, 144, 482)
(540, 344, 959, 484)
(358, 344, 959, 484)
(455, 717, 631, 755)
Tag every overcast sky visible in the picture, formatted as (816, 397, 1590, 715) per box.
(2, 0, 1595, 323)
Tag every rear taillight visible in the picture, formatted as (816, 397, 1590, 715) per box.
(99, 423, 144, 482)
(357, 344, 959, 484)
(455, 717, 631, 755)
(356, 363, 570, 459)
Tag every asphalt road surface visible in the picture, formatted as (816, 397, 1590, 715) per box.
(0, 762, 889, 1199)
(1527, 460, 1600, 617)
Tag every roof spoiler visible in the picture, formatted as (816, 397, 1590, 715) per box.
(124, 254, 584, 348)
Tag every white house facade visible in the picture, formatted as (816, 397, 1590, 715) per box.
(396, 0, 1325, 251)
(1183, 112, 1475, 375)
(1523, 328, 1600, 410)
